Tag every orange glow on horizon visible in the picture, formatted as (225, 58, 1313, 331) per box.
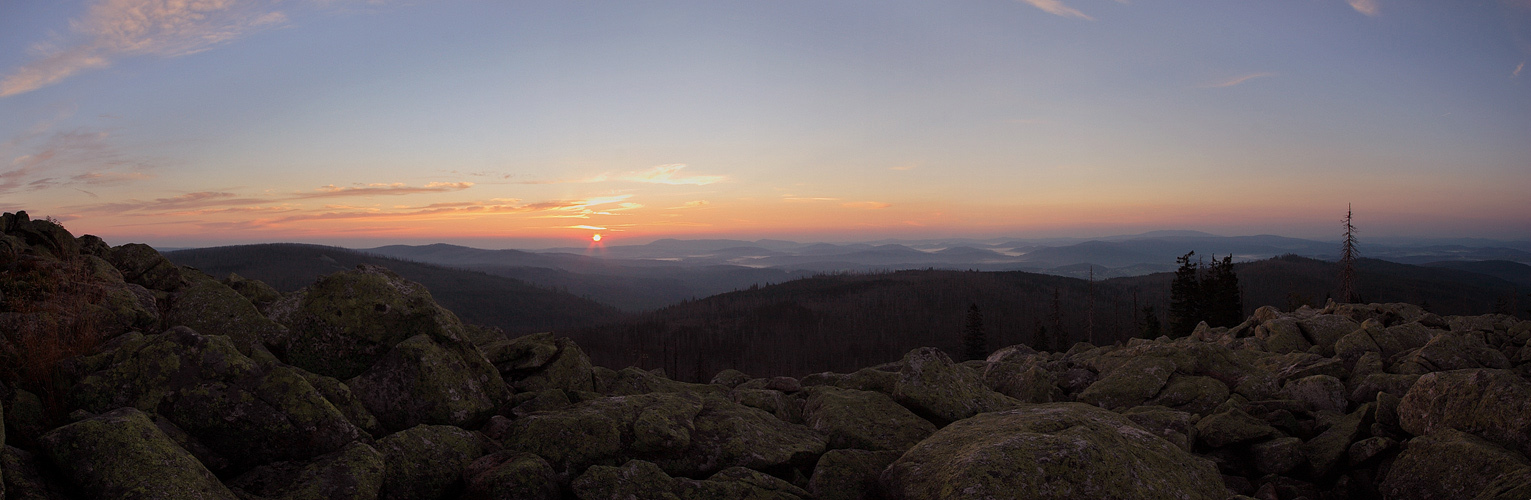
(592, 233, 601, 242)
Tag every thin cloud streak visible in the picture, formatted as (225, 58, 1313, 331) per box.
(1017, 0, 1093, 20)
(1348, 0, 1381, 16)
(2, 0, 290, 97)
(520, 164, 726, 186)
(1515, 61, 1525, 77)
(293, 182, 474, 199)
(1202, 72, 1276, 88)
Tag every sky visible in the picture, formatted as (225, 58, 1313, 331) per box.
(2, 0, 1529, 249)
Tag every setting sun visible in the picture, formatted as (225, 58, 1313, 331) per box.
(592, 234, 602, 242)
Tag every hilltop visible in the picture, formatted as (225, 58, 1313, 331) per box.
(2, 211, 1530, 500)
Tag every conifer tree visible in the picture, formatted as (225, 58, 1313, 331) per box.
(962, 303, 987, 361)
(1168, 251, 1201, 336)
(1203, 254, 1243, 327)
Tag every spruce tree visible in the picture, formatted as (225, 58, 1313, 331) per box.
(962, 303, 987, 361)
(1203, 254, 1243, 327)
(1168, 251, 1202, 336)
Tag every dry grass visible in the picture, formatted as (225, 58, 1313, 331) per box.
(1, 256, 108, 422)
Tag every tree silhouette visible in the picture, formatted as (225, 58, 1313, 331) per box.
(1337, 204, 1360, 303)
(1168, 251, 1202, 336)
(1203, 254, 1243, 327)
(962, 303, 987, 360)
(1139, 304, 1162, 338)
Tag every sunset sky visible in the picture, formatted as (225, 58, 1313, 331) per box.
(2, 0, 1529, 248)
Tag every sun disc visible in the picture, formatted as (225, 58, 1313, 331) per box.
(592, 234, 602, 242)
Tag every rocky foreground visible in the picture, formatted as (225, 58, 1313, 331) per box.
(1, 211, 1530, 500)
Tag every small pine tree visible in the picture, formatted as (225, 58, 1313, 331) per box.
(962, 303, 987, 361)
(1049, 288, 1068, 350)
(1032, 320, 1051, 352)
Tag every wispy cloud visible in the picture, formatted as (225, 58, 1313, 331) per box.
(668, 200, 710, 209)
(2, 128, 156, 194)
(516, 164, 726, 186)
(3, 0, 292, 97)
(1017, 0, 1093, 20)
(1348, 0, 1380, 16)
(842, 201, 892, 209)
(1202, 72, 1276, 88)
(293, 182, 474, 199)
(1516, 61, 1525, 78)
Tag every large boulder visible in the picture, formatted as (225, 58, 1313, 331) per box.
(1398, 368, 1531, 456)
(808, 449, 902, 500)
(267, 264, 479, 380)
(4, 444, 74, 499)
(1145, 374, 1228, 416)
(880, 402, 1226, 500)
(891, 347, 1018, 422)
(349, 333, 510, 432)
(68, 326, 363, 470)
(1195, 407, 1278, 448)
(1299, 404, 1369, 477)
(801, 386, 934, 452)
(377, 425, 487, 500)
(484, 332, 596, 393)
(1078, 356, 1176, 410)
(1255, 317, 1313, 354)
(37, 407, 237, 499)
(1296, 315, 1361, 355)
(1380, 429, 1530, 500)
(108, 243, 191, 292)
(1278, 374, 1348, 413)
(462, 451, 561, 500)
(164, 279, 288, 355)
(227, 441, 385, 500)
(1409, 331, 1512, 371)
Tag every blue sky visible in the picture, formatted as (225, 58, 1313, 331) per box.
(2, 0, 1528, 248)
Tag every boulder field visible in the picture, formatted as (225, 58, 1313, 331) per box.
(2, 211, 1530, 499)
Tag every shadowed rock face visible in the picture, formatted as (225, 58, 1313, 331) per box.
(4, 213, 1531, 500)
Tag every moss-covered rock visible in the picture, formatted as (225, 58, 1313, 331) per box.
(1195, 407, 1278, 448)
(1250, 436, 1303, 475)
(165, 279, 288, 355)
(682, 466, 808, 500)
(880, 402, 1225, 500)
(487, 333, 596, 393)
(501, 392, 823, 478)
(1300, 403, 1369, 477)
(462, 451, 560, 500)
(1121, 406, 1196, 452)
(37, 407, 236, 499)
(1398, 368, 1531, 457)
(1078, 355, 1176, 410)
(802, 386, 933, 452)
(1145, 374, 1228, 416)
(1347, 436, 1395, 466)
(294, 368, 382, 438)
(68, 326, 363, 471)
(228, 441, 385, 500)
(1255, 318, 1313, 354)
(730, 388, 801, 424)
(1380, 429, 1530, 500)
(267, 264, 477, 380)
(808, 449, 901, 500)
(891, 347, 1018, 422)
(1473, 466, 1531, 500)
(1296, 315, 1361, 355)
(710, 369, 752, 388)
(572, 460, 680, 500)
(221, 273, 281, 311)
(599, 367, 726, 396)
(349, 333, 510, 432)
(107, 243, 190, 292)
(1279, 374, 1347, 413)
(377, 424, 487, 500)
(1410, 331, 1512, 371)
(1254, 352, 1346, 385)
